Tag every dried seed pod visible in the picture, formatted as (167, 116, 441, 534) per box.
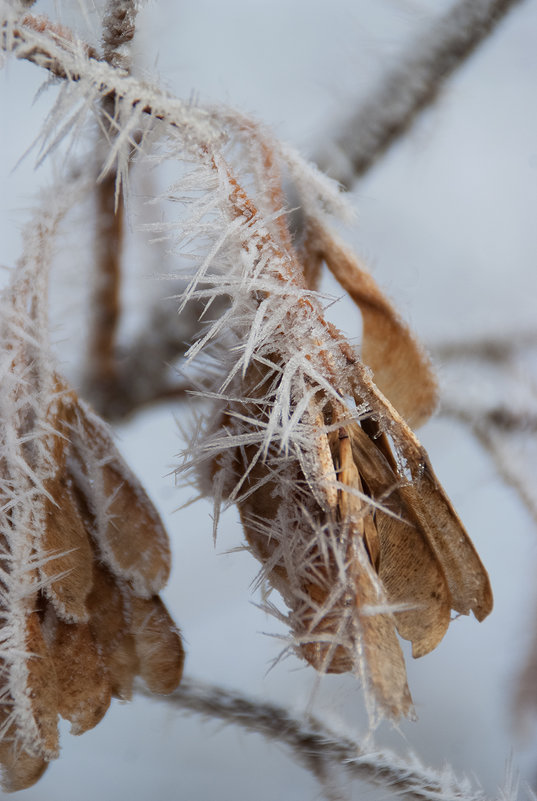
(131, 596, 185, 694)
(45, 610, 111, 735)
(0, 378, 184, 790)
(0, 746, 48, 794)
(21, 611, 61, 759)
(186, 160, 492, 722)
(303, 220, 439, 430)
(67, 399, 172, 598)
(0, 177, 185, 791)
(40, 468, 94, 623)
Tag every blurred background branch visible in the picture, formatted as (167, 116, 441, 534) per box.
(140, 678, 514, 801)
(314, 0, 525, 187)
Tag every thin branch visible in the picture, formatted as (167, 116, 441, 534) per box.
(6, 13, 100, 77)
(86, 171, 124, 402)
(102, 0, 137, 70)
(441, 404, 537, 435)
(315, 0, 525, 187)
(441, 404, 537, 527)
(84, 1, 138, 411)
(433, 331, 537, 365)
(2, 13, 223, 147)
(138, 677, 510, 801)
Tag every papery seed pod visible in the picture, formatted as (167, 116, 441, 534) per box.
(0, 162, 186, 791)
(183, 157, 492, 722)
(0, 375, 184, 790)
(67, 398, 172, 599)
(44, 610, 112, 735)
(131, 596, 185, 694)
(40, 466, 94, 623)
(0, 745, 48, 794)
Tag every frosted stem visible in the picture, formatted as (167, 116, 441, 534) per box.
(315, 0, 524, 187)
(138, 677, 511, 801)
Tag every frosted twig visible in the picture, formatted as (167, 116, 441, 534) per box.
(102, 0, 137, 70)
(441, 405, 537, 527)
(443, 405, 537, 435)
(138, 677, 512, 801)
(10, 0, 524, 422)
(435, 330, 537, 526)
(315, 0, 525, 187)
(86, 170, 124, 409)
(84, 0, 138, 413)
(433, 331, 537, 365)
(1, 11, 224, 150)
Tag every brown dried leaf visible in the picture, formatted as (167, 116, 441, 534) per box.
(217, 344, 491, 720)
(348, 366, 493, 624)
(399, 468, 493, 622)
(86, 565, 184, 699)
(195, 158, 491, 723)
(305, 222, 438, 429)
(106, 634, 139, 701)
(0, 378, 183, 788)
(349, 543, 414, 720)
(101, 460, 171, 592)
(0, 688, 48, 791)
(376, 512, 451, 658)
(86, 561, 129, 656)
(347, 423, 452, 656)
(236, 445, 414, 719)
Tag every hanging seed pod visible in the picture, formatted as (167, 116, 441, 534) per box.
(0, 380, 185, 791)
(185, 155, 492, 723)
(0, 255, 184, 791)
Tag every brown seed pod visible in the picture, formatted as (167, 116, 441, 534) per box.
(198, 164, 492, 721)
(45, 611, 112, 735)
(0, 381, 184, 790)
(67, 398, 172, 598)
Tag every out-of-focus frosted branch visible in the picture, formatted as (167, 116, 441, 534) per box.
(435, 330, 537, 526)
(84, 0, 138, 413)
(102, 0, 137, 69)
(442, 404, 537, 526)
(433, 331, 537, 365)
(138, 677, 513, 801)
(315, 0, 525, 187)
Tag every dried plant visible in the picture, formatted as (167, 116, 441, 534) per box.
(178, 163, 492, 722)
(0, 0, 531, 797)
(0, 187, 184, 789)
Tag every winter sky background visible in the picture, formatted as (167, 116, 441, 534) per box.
(1, 1, 537, 798)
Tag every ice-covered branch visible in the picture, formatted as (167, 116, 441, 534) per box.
(1, 8, 225, 153)
(102, 0, 137, 70)
(37, 0, 527, 421)
(315, 0, 525, 187)
(139, 677, 515, 801)
(83, 0, 139, 413)
(433, 331, 537, 365)
(434, 330, 537, 526)
(442, 404, 537, 527)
